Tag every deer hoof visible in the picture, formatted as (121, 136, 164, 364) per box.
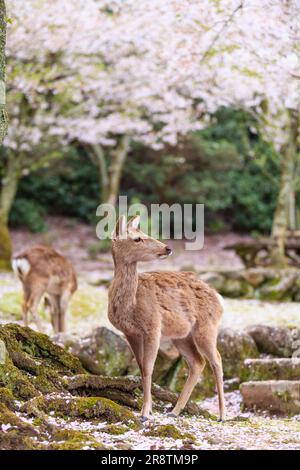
(140, 415, 149, 423)
(217, 418, 223, 423)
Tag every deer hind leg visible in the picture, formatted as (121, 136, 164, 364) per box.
(141, 334, 160, 421)
(47, 295, 60, 333)
(58, 290, 71, 333)
(193, 331, 225, 421)
(170, 335, 206, 417)
(27, 290, 45, 332)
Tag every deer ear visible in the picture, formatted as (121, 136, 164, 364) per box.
(127, 215, 140, 230)
(112, 215, 126, 239)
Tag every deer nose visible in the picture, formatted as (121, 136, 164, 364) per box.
(165, 246, 172, 255)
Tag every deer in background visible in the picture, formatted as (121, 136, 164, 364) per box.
(108, 215, 225, 422)
(12, 245, 77, 333)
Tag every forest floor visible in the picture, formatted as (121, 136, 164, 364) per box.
(1, 217, 300, 449)
(16, 392, 299, 450)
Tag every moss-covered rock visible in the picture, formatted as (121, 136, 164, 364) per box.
(245, 325, 300, 358)
(220, 278, 254, 298)
(218, 328, 259, 379)
(0, 386, 16, 409)
(49, 428, 108, 450)
(0, 403, 37, 436)
(258, 273, 296, 301)
(0, 323, 211, 449)
(240, 380, 300, 415)
(198, 268, 300, 302)
(242, 358, 300, 382)
(58, 327, 133, 376)
(0, 323, 86, 399)
(23, 394, 140, 426)
(144, 424, 195, 441)
(0, 350, 37, 399)
(101, 423, 130, 435)
(199, 272, 226, 292)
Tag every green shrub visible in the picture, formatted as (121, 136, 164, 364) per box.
(9, 198, 47, 232)
(11, 107, 281, 235)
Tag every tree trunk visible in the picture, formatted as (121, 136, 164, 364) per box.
(0, 1, 10, 270)
(105, 135, 130, 206)
(89, 135, 130, 206)
(288, 185, 296, 231)
(88, 143, 109, 204)
(271, 111, 299, 267)
(0, 153, 20, 269)
(0, 0, 7, 144)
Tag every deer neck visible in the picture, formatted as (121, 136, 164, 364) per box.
(110, 261, 138, 314)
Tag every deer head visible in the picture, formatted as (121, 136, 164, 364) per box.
(112, 215, 172, 264)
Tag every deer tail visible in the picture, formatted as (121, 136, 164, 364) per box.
(11, 257, 31, 279)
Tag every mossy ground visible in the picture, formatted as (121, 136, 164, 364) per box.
(2, 274, 300, 449)
(1, 322, 300, 449)
(144, 423, 195, 441)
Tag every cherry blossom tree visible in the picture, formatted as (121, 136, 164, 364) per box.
(1, 0, 299, 268)
(0, 0, 8, 269)
(222, 0, 300, 265)
(1, 0, 244, 236)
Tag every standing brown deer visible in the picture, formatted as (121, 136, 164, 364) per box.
(12, 245, 77, 333)
(108, 215, 225, 421)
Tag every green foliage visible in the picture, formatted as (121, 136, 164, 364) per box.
(12, 150, 99, 228)
(123, 108, 279, 233)
(10, 107, 280, 234)
(9, 198, 46, 232)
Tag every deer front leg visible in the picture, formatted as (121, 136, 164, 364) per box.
(22, 297, 29, 327)
(125, 334, 144, 371)
(141, 334, 160, 421)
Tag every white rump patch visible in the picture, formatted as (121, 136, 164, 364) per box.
(11, 258, 31, 277)
(216, 293, 225, 311)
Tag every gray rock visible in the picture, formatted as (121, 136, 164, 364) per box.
(259, 272, 297, 301)
(245, 325, 300, 358)
(240, 380, 300, 415)
(243, 358, 300, 381)
(54, 327, 133, 376)
(219, 278, 254, 298)
(199, 272, 226, 291)
(242, 269, 266, 287)
(217, 328, 259, 379)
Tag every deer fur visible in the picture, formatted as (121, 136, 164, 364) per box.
(108, 215, 225, 421)
(12, 245, 77, 333)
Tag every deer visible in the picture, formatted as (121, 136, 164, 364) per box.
(108, 215, 225, 422)
(12, 245, 77, 333)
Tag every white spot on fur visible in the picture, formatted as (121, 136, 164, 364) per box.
(11, 258, 31, 277)
(217, 293, 225, 311)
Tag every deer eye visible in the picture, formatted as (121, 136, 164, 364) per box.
(134, 237, 141, 242)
